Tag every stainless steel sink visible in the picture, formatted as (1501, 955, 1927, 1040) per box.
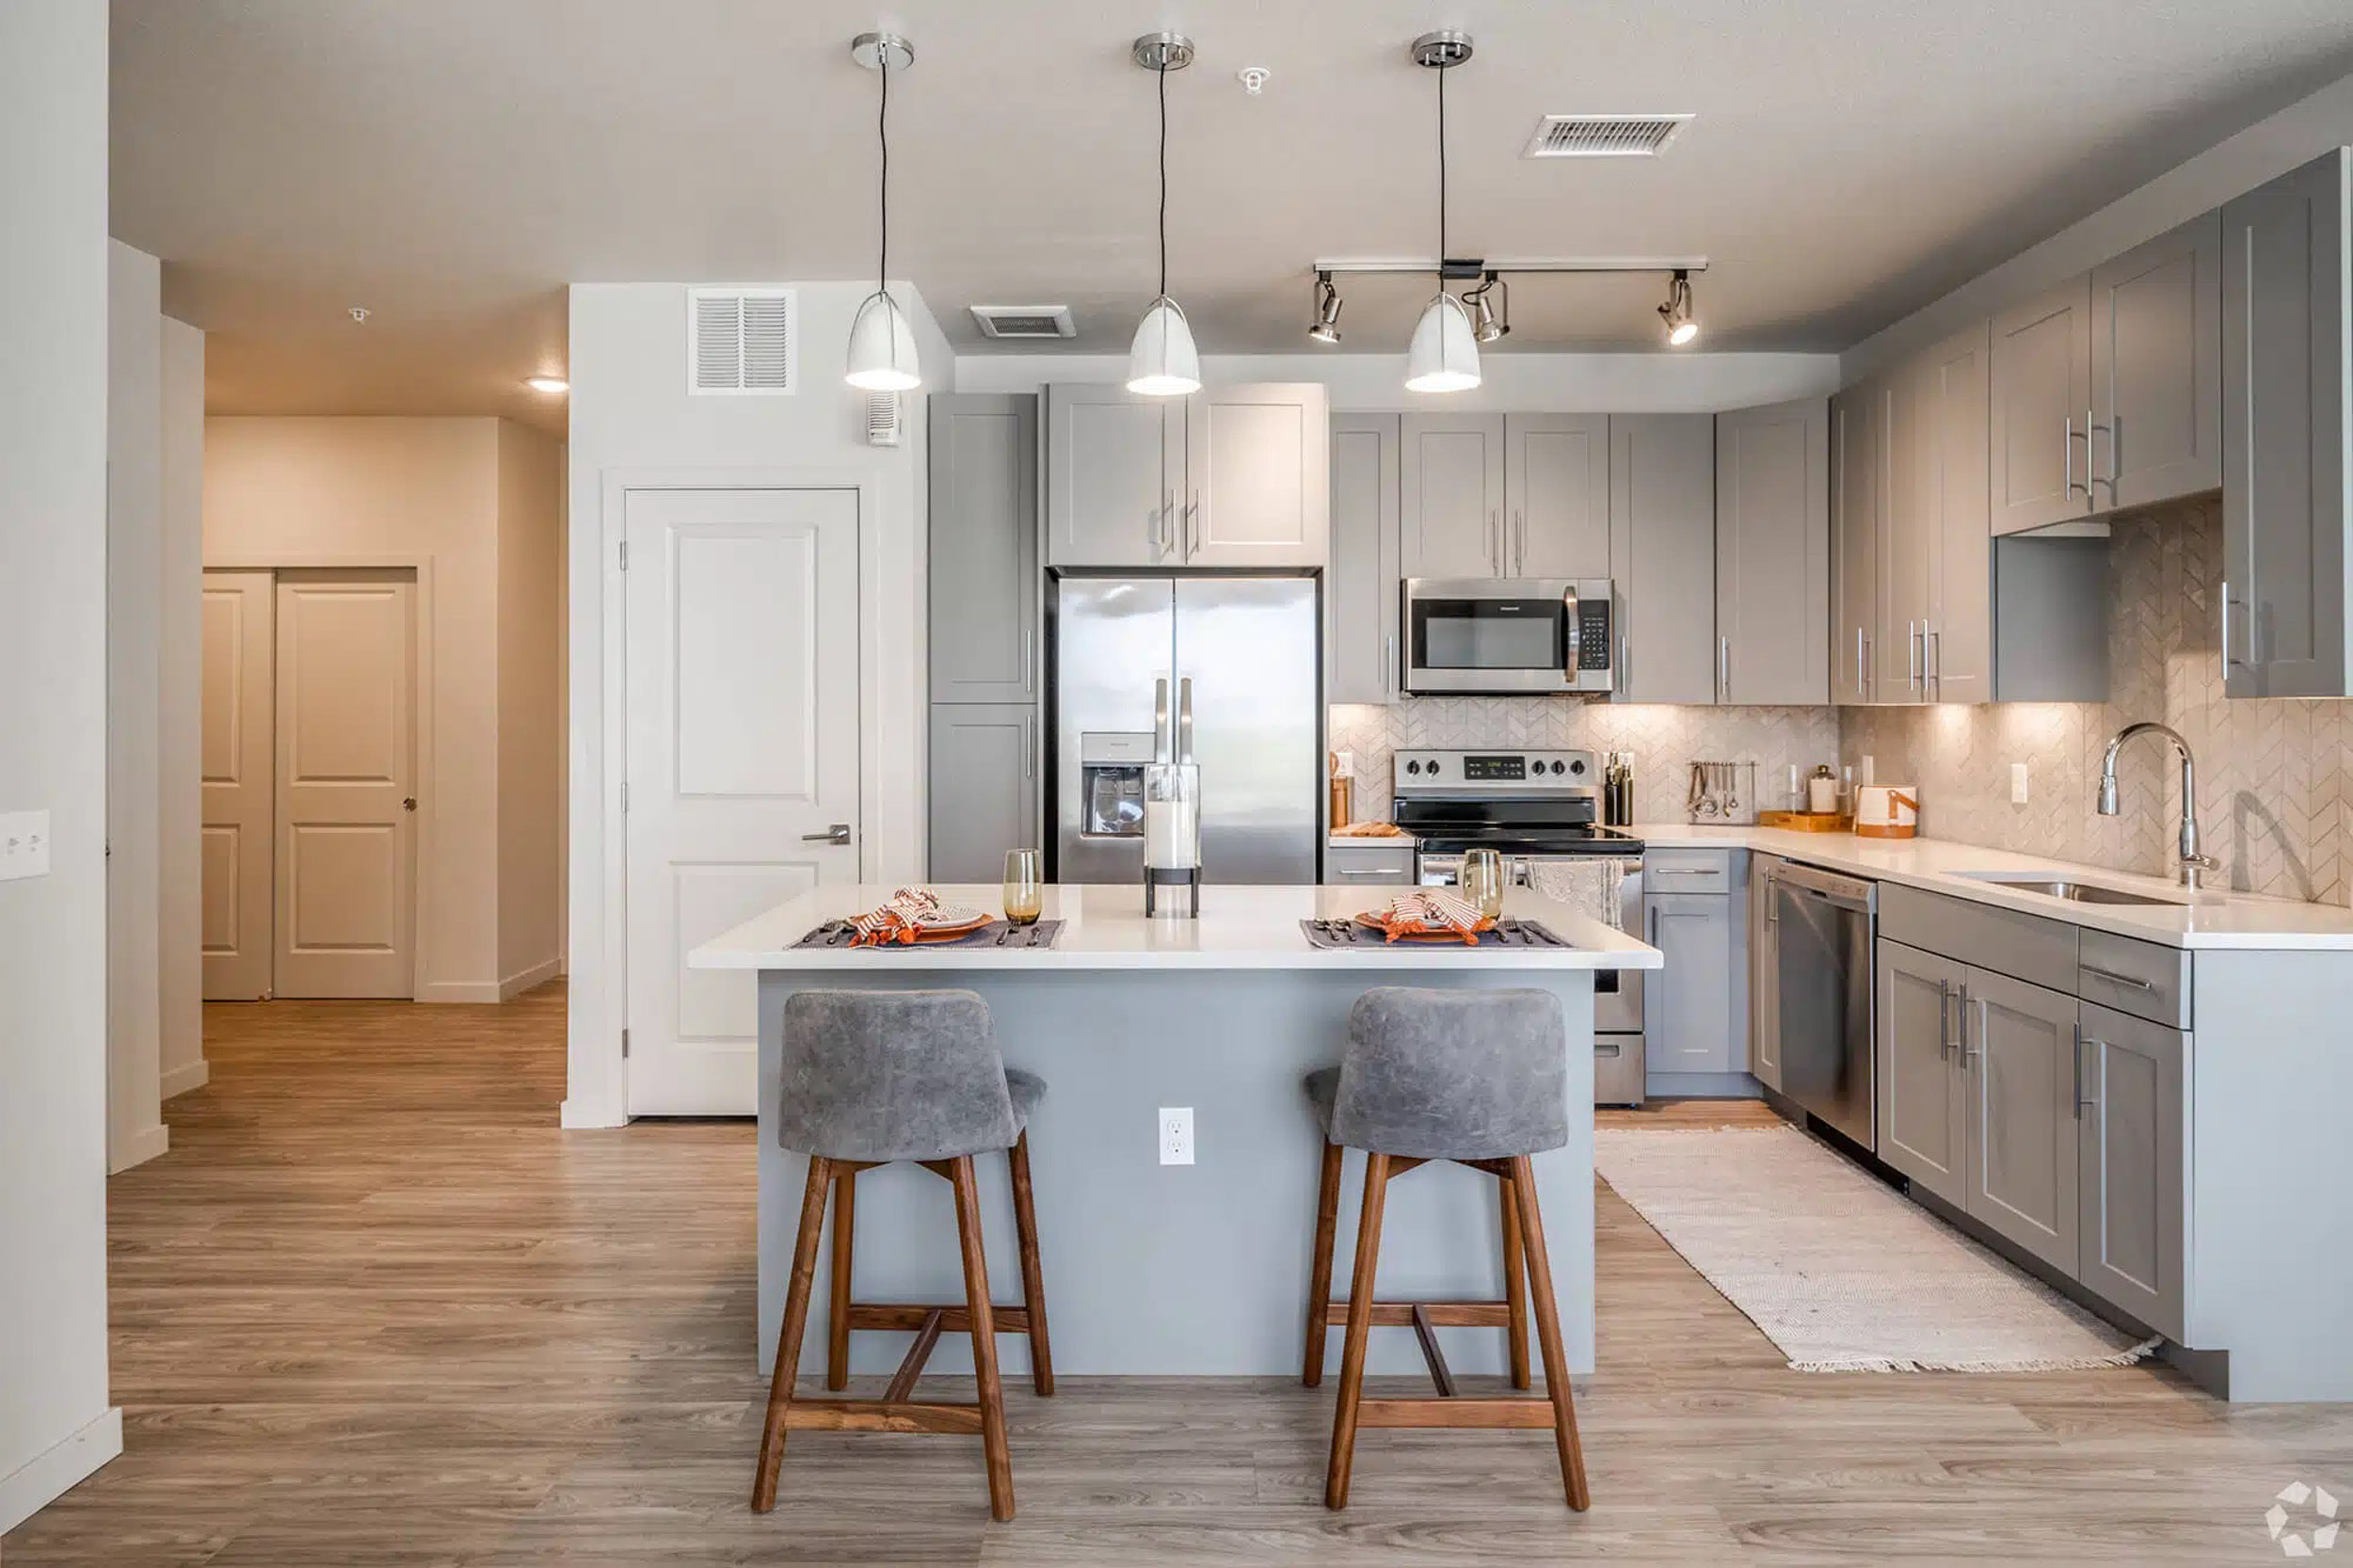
(1959, 872, 2183, 906)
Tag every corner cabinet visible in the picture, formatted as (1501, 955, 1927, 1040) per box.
(1046, 383, 1329, 569)
(1714, 397, 1831, 706)
(1328, 414, 1401, 705)
(2222, 147, 2353, 698)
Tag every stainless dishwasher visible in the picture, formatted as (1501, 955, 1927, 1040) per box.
(1766, 859, 1878, 1150)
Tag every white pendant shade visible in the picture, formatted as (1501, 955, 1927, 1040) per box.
(845, 290, 920, 391)
(1404, 292, 1481, 392)
(1126, 296, 1201, 397)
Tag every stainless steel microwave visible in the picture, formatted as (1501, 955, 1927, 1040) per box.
(1401, 578, 1616, 695)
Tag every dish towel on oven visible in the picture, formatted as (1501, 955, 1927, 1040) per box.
(1524, 859, 1624, 929)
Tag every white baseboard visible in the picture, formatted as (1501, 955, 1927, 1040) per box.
(414, 956, 565, 1006)
(498, 956, 564, 1000)
(107, 1122, 170, 1174)
(0, 1407, 122, 1534)
(159, 1059, 210, 1099)
(559, 1096, 629, 1129)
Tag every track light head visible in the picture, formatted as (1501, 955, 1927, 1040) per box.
(1659, 269, 1700, 347)
(1466, 273, 1511, 344)
(1308, 272, 1343, 344)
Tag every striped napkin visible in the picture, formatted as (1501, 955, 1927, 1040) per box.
(1366, 889, 1490, 945)
(848, 887, 944, 947)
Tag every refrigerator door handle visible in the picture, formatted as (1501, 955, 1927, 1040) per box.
(1176, 677, 1195, 765)
(1153, 677, 1172, 764)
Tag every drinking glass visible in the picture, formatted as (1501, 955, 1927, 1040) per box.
(1002, 849, 1043, 927)
(1461, 847, 1506, 923)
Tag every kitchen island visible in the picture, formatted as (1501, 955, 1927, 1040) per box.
(691, 883, 1660, 1378)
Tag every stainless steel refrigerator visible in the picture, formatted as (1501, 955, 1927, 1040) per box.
(1052, 576, 1321, 885)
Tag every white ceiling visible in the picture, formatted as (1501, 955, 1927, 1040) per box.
(111, 1, 2353, 433)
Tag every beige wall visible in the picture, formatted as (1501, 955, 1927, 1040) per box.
(203, 415, 563, 1000)
(158, 316, 206, 1096)
(496, 421, 565, 990)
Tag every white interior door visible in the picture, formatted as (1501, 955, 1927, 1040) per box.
(273, 570, 418, 999)
(200, 570, 277, 1000)
(624, 488, 860, 1116)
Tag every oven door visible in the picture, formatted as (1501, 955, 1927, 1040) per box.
(1404, 579, 1586, 694)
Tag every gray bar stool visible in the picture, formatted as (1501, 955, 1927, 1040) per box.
(1299, 986, 1589, 1512)
(751, 989, 1052, 1524)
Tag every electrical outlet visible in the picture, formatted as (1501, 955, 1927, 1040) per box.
(0, 810, 51, 882)
(1158, 1106, 1193, 1166)
(2010, 762, 2030, 805)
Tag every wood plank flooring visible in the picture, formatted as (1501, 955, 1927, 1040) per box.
(8, 987, 2349, 1564)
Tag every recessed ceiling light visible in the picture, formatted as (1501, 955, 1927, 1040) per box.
(523, 375, 569, 393)
(348, 307, 370, 324)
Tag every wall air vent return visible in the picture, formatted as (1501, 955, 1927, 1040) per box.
(687, 286, 796, 394)
(970, 304, 1077, 340)
(1522, 114, 1691, 158)
(865, 392, 902, 447)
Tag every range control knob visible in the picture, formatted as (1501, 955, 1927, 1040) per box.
(1565, 759, 1583, 776)
(1405, 760, 1422, 776)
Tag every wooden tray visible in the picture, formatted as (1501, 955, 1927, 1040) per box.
(1756, 810, 1853, 833)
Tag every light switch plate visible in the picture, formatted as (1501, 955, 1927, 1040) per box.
(2010, 763, 2030, 805)
(1158, 1106, 1193, 1166)
(0, 810, 52, 881)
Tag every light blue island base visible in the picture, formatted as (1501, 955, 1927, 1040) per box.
(756, 968, 1597, 1379)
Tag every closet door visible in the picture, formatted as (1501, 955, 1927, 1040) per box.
(200, 569, 275, 1000)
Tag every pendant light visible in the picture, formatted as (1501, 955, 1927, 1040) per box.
(1127, 32, 1200, 397)
(1404, 32, 1479, 393)
(845, 32, 920, 392)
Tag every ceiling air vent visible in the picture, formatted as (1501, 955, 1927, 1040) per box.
(687, 286, 796, 394)
(1522, 114, 1691, 159)
(970, 304, 1077, 340)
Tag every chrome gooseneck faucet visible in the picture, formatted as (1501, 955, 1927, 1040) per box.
(2097, 722, 2217, 889)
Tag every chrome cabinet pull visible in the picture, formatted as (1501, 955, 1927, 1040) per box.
(1022, 715, 1034, 778)
(1927, 624, 1942, 698)
(2063, 415, 2089, 504)
(1160, 491, 1175, 554)
(1968, 994, 1987, 1064)
(2080, 963, 2156, 993)
(1617, 631, 1628, 696)
(2089, 406, 2116, 501)
(1907, 619, 1921, 696)
(1513, 509, 1526, 575)
(1185, 491, 1200, 559)
(1384, 633, 1396, 697)
(1491, 508, 1503, 573)
(1856, 628, 1868, 698)
(2073, 1025, 2101, 1117)
(1937, 979, 1956, 1058)
(1718, 635, 1731, 702)
(1021, 627, 1033, 693)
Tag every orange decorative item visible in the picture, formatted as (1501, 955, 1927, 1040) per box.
(1356, 890, 1492, 945)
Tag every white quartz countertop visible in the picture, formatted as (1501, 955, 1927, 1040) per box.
(690, 883, 1661, 972)
(1632, 824, 2353, 950)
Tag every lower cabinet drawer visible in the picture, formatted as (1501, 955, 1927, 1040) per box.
(1595, 1036, 1644, 1106)
(1326, 843, 1417, 885)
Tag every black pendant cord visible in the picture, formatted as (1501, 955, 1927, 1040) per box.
(1435, 62, 1449, 283)
(1157, 58, 1169, 300)
(876, 51, 890, 296)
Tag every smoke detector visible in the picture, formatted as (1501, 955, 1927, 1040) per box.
(1522, 114, 1692, 158)
(969, 305, 1077, 340)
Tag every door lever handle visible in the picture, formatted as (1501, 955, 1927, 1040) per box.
(803, 824, 853, 844)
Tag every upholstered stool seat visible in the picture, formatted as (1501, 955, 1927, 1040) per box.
(752, 989, 1053, 1525)
(1299, 986, 1590, 1513)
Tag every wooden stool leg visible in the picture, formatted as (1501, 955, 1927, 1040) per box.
(1324, 1150, 1390, 1511)
(1499, 1175, 1531, 1390)
(1509, 1155, 1591, 1512)
(1303, 1139, 1344, 1386)
(826, 1168, 856, 1391)
(752, 1155, 832, 1513)
(1007, 1131, 1055, 1397)
(951, 1155, 1016, 1522)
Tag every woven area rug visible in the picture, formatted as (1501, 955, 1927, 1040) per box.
(1595, 1126, 2159, 1373)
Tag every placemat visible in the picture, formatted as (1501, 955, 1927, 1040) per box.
(1299, 918, 1574, 950)
(793, 919, 1063, 952)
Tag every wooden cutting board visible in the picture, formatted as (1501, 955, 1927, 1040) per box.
(1756, 810, 1852, 833)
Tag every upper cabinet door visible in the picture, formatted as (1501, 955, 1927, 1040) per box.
(1327, 415, 1400, 706)
(1608, 414, 1716, 704)
(1045, 384, 1181, 568)
(2092, 212, 2222, 513)
(1399, 414, 1507, 579)
(1830, 383, 1881, 705)
(929, 394, 1038, 705)
(1183, 383, 1330, 567)
(1878, 359, 1931, 701)
(2223, 148, 2352, 699)
(1508, 415, 1611, 579)
(1919, 323, 1993, 705)
(1990, 275, 2094, 535)
(1715, 397, 1831, 706)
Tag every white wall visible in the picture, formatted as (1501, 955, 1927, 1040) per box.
(496, 421, 566, 995)
(955, 350, 1840, 411)
(1846, 69, 2353, 379)
(563, 280, 951, 1128)
(106, 240, 168, 1172)
(0, 0, 123, 1532)
(159, 318, 206, 1097)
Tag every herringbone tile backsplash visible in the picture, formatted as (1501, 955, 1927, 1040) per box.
(1841, 499, 2351, 906)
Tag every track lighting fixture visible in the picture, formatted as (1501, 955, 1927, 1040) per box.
(1465, 272, 1510, 344)
(1127, 32, 1201, 397)
(1658, 268, 1700, 346)
(1404, 31, 1480, 392)
(1308, 271, 1343, 344)
(845, 32, 920, 392)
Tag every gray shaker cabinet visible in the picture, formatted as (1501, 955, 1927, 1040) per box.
(1877, 939, 1971, 1208)
(1046, 383, 1184, 568)
(929, 394, 1038, 705)
(1961, 967, 2081, 1277)
(1916, 323, 1993, 705)
(1608, 414, 1717, 704)
(1990, 274, 2095, 535)
(1399, 414, 1507, 578)
(1747, 854, 1782, 1090)
(2075, 1000, 2187, 1340)
(926, 705, 1040, 883)
(1644, 891, 1737, 1077)
(1831, 382, 1882, 705)
(1327, 414, 1400, 705)
(2222, 147, 2353, 699)
(1507, 414, 1611, 579)
(1714, 397, 1831, 706)
(1184, 383, 1329, 568)
(2092, 211, 2223, 513)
